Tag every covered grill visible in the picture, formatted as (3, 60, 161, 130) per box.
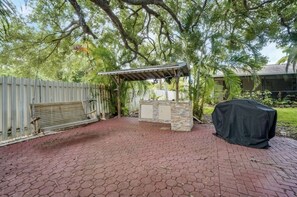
(212, 99, 277, 148)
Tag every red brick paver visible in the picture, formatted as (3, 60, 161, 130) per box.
(1, 117, 297, 197)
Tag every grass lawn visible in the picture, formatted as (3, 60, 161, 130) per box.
(203, 106, 297, 138)
(203, 106, 297, 128)
(203, 107, 214, 116)
(275, 108, 297, 127)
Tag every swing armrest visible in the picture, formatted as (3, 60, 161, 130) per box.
(30, 117, 40, 124)
(85, 110, 96, 115)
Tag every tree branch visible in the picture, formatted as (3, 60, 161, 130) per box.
(43, 41, 61, 62)
(122, 0, 183, 31)
(91, 0, 150, 63)
(243, 0, 274, 11)
(142, 5, 172, 44)
(121, 0, 163, 5)
(68, 0, 98, 39)
(51, 25, 80, 42)
(157, 3, 183, 32)
(127, 7, 142, 19)
(58, 0, 67, 10)
(280, 17, 292, 35)
(191, 0, 208, 32)
(66, 0, 183, 63)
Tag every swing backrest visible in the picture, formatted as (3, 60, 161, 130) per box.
(30, 101, 98, 132)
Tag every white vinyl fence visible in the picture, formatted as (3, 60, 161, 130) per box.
(127, 89, 188, 112)
(0, 76, 111, 142)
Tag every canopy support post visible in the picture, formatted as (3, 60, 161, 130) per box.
(111, 75, 122, 118)
(188, 74, 192, 101)
(175, 70, 181, 102)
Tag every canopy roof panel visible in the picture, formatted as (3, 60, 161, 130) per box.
(98, 62, 190, 81)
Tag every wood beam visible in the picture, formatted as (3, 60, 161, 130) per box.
(154, 71, 163, 78)
(146, 72, 156, 79)
(295, 74, 297, 90)
(117, 76, 122, 118)
(110, 75, 122, 118)
(137, 73, 147, 80)
(166, 70, 173, 77)
(188, 74, 192, 101)
(175, 70, 181, 102)
(123, 74, 134, 81)
(176, 77, 179, 102)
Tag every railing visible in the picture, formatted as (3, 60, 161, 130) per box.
(0, 76, 110, 142)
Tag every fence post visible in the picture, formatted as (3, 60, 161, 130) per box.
(26, 78, 32, 135)
(2, 77, 8, 140)
(45, 80, 49, 103)
(11, 77, 17, 138)
(19, 78, 25, 136)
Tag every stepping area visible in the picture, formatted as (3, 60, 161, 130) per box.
(1, 117, 297, 197)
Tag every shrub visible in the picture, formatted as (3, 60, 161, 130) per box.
(240, 90, 273, 106)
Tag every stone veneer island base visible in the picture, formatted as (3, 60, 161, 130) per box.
(139, 100, 193, 132)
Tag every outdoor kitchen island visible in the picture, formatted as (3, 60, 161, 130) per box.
(139, 100, 193, 131)
(98, 62, 193, 132)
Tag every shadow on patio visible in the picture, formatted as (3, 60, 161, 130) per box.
(0, 117, 297, 197)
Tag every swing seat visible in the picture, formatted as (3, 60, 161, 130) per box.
(30, 101, 98, 133)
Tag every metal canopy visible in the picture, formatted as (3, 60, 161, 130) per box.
(97, 62, 190, 118)
(98, 62, 190, 81)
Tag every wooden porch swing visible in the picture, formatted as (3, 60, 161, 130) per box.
(30, 40, 99, 133)
(30, 100, 98, 133)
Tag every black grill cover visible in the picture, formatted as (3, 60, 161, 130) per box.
(212, 99, 277, 148)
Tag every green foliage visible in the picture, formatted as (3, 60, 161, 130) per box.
(149, 91, 161, 101)
(0, 0, 15, 42)
(222, 69, 242, 100)
(212, 84, 224, 104)
(120, 80, 149, 114)
(180, 0, 269, 119)
(203, 106, 214, 116)
(283, 46, 297, 72)
(240, 90, 273, 106)
(2, 0, 297, 119)
(121, 106, 130, 116)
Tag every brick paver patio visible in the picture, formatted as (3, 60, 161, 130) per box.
(0, 117, 297, 197)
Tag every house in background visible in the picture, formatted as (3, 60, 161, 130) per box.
(213, 64, 297, 99)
